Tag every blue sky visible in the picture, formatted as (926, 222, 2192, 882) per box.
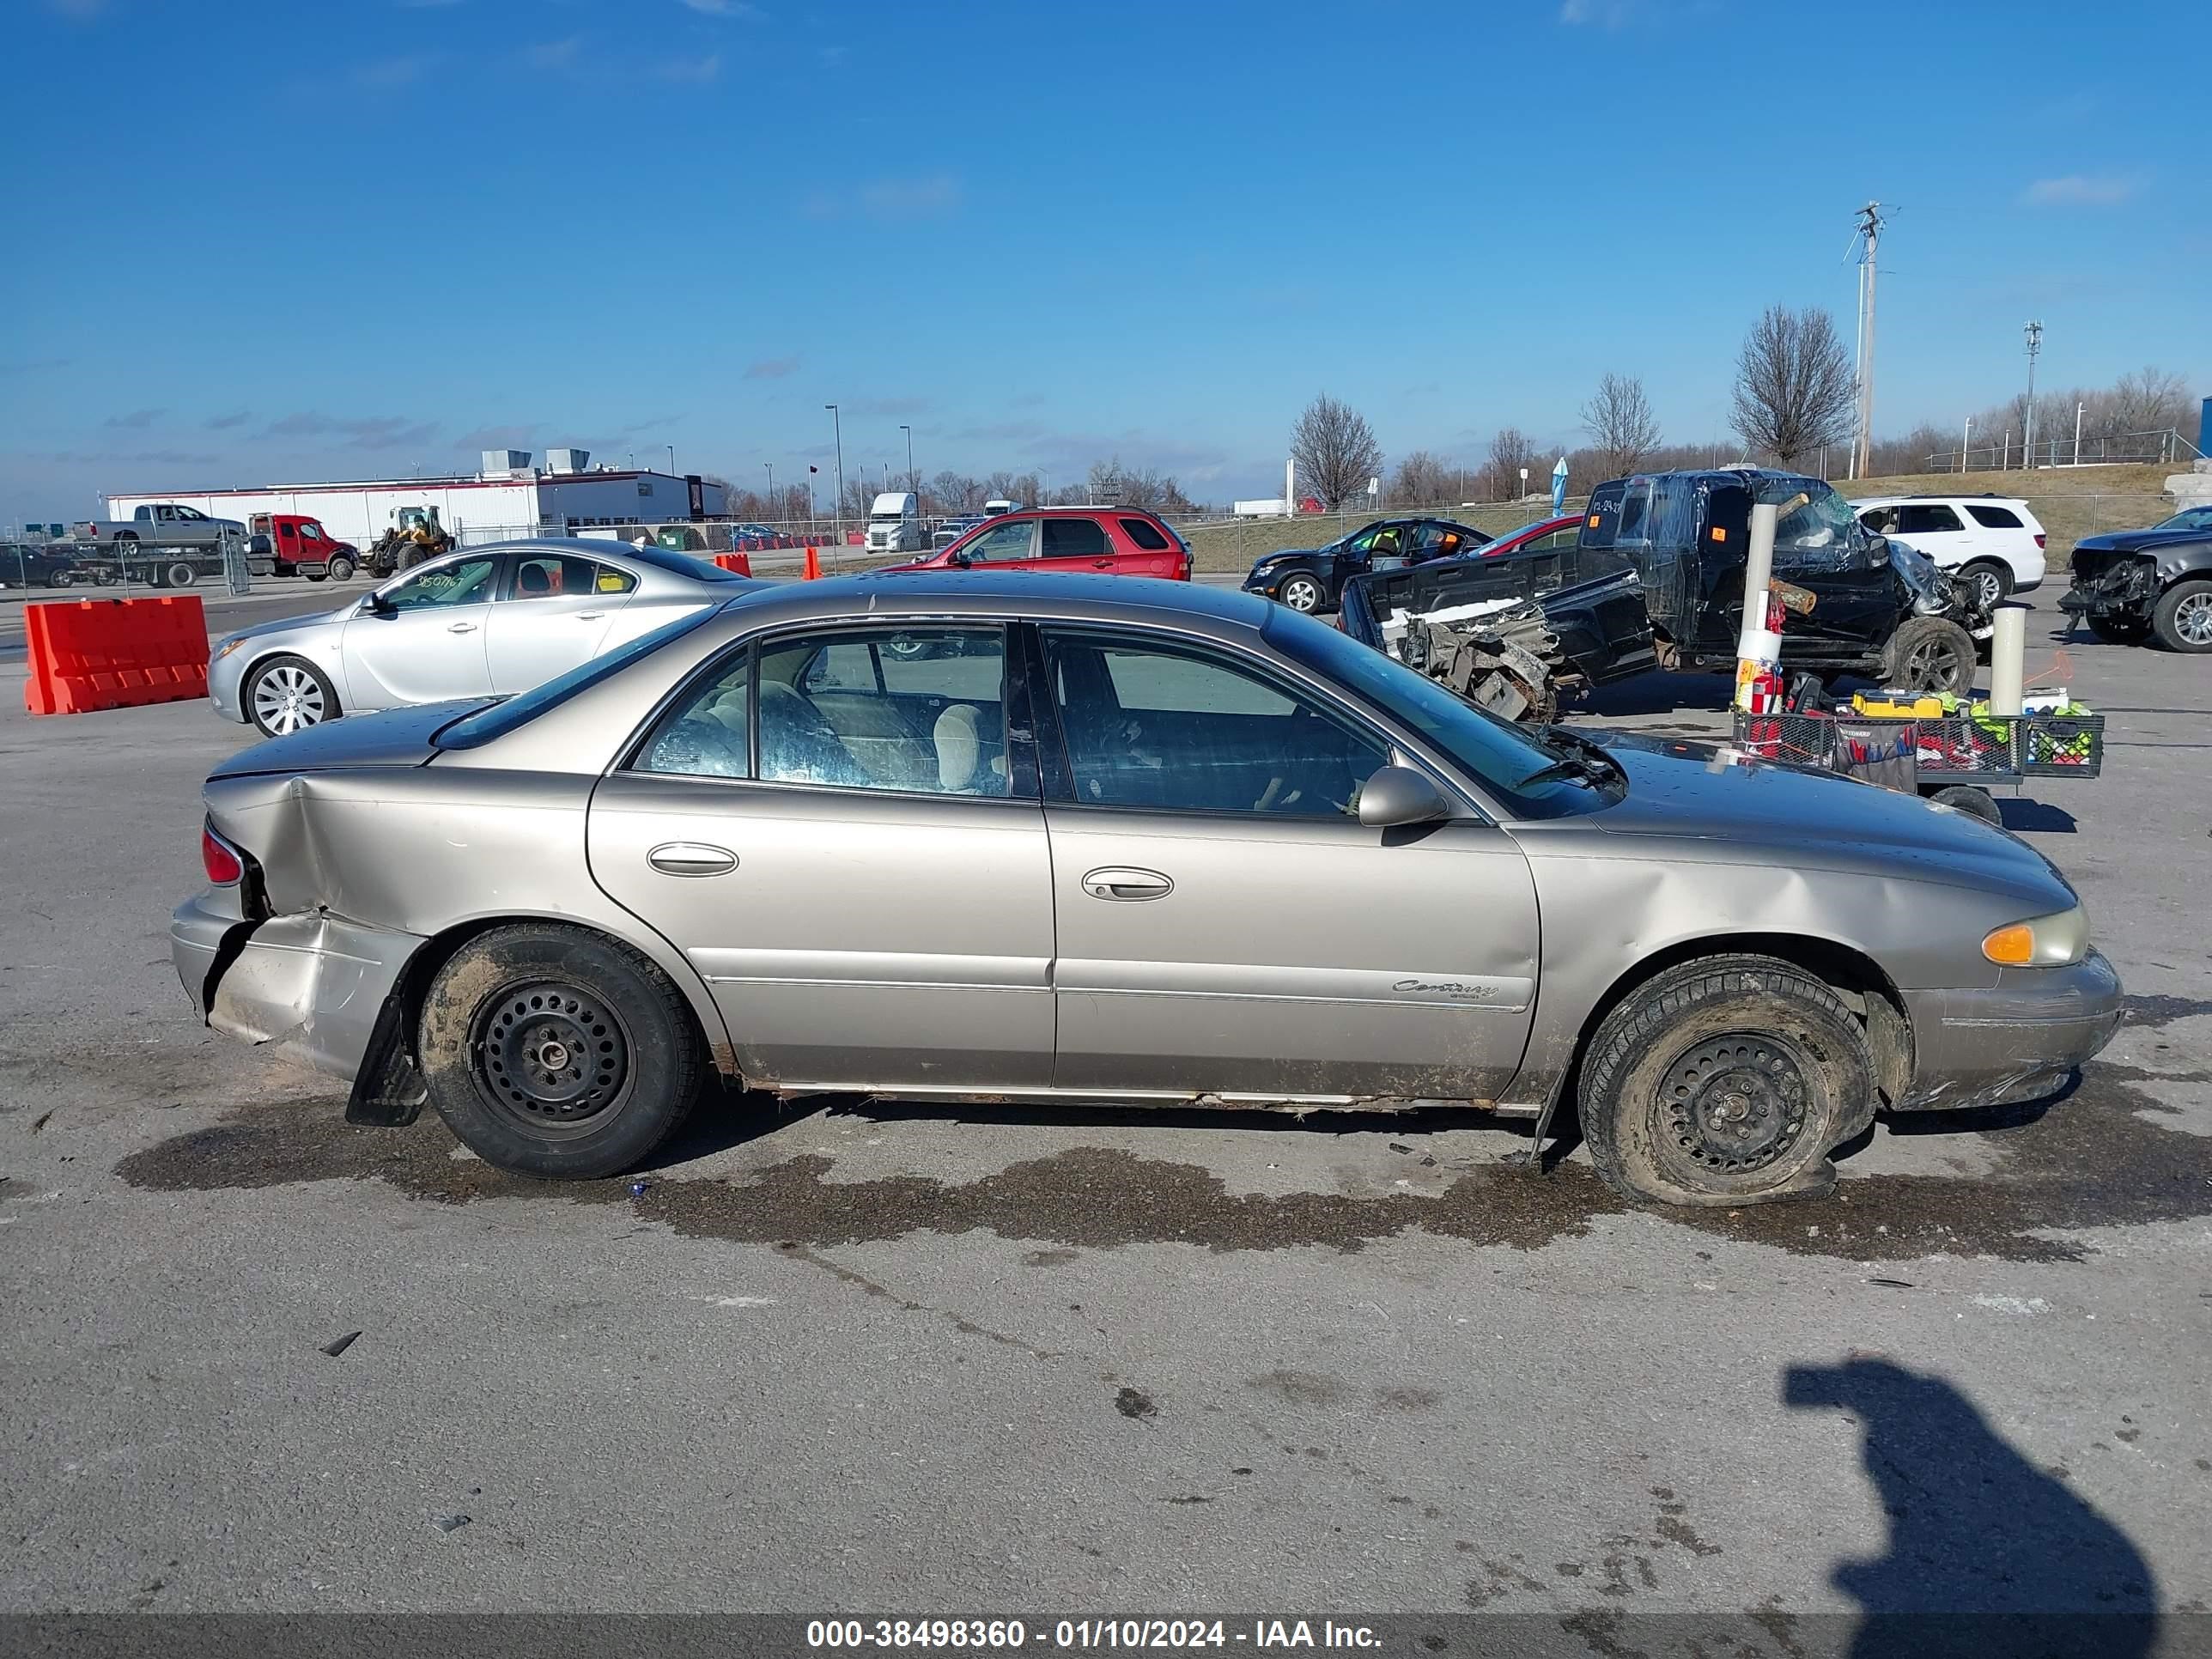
(3, 0, 2205, 519)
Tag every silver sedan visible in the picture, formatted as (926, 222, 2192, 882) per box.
(208, 538, 753, 736)
(172, 573, 2120, 1207)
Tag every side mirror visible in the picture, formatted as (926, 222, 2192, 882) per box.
(946, 549, 972, 568)
(1357, 764, 1451, 829)
(364, 591, 396, 617)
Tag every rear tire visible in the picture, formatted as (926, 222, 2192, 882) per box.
(417, 924, 704, 1180)
(164, 562, 197, 589)
(2151, 579, 2212, 653)
(1881, 617, 1977, 695)
(1960, 561, 2012, 610)
(1578, 955, 1871, 1207)
(1278, 573, 1325, 613)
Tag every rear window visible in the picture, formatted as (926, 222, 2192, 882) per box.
(618, 544, 750, 582)
(1966, 504, 2023, 529)
(433, 607, 722, 750)
(1579, 482, 1626, 550)
(1118, 516, 1173, 551)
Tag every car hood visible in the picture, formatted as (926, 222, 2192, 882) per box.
(209, 697, 496, 779)
(214, 603, 355, 653)
(1576, 732, 2074, 908)
(2074, 526, 2211, 557)
(1252, 546, 1334, 568)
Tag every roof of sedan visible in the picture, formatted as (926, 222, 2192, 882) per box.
(714, 569, 1273, 629)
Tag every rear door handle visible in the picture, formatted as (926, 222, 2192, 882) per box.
(1081, 866, 1172, 901)
(447, 621, 478, 634)
(647, 842, 738, 877)
(576, 611, 605, 620)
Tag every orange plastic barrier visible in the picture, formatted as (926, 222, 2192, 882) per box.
(713, 551, 752, 576)
(24, 596, 209, 717)
(802, 546, 822, 581)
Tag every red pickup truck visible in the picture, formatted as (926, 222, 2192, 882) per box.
(890, 506, 1192, 580)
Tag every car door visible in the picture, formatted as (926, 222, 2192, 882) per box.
(483, 550, 638, 693)
(951, 516, 1037, 569)
(587, 622, 1055, 1091)
(1035, 515, 1118, 574)
(337, 553, 501, 709)
(1033, 624, 1540, 1101)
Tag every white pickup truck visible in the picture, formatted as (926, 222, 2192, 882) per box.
(74, 502, 246, 547)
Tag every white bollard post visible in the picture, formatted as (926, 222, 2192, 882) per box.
(1734, 503, 1783, 711)
(1989, 603, 2027, 718)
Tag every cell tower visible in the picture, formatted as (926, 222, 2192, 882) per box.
(1848, 201, 1885, 480)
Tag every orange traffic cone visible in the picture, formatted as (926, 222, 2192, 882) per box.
(802, 545, 822, 581)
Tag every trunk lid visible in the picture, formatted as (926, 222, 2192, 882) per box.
(208, 698, 496, 779)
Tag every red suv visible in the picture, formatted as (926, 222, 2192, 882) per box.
(892, 507, 1192, 580)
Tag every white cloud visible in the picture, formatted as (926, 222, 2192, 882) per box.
(658, 52, 721, 83)
(679, 0, 762, 15)
(525, 36, 582, 70)
(2021, 173, 2140, 208)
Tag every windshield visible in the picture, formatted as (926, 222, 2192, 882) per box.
(434, 607, 720, 750)
(2154, 507, 2212, 532)
(1263, 606, 1616, 819)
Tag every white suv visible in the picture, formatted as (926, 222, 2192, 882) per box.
(1853, 495, 2046, 611)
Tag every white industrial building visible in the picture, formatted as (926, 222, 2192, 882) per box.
(105, 449, 729, 548)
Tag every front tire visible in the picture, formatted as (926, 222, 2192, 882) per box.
(2151, 579, 2212, 653)
(1881, 617, 1977, 695)
(2085, 611, 2151, 644)
(1960, 561, 2011, 610)
(1278, 573, 1325, 613)
(1578, 955, 1872, 1207)
(245, 653, 337, 736)
(418, 924, 704, 1180)
(326, 554, 356, 583)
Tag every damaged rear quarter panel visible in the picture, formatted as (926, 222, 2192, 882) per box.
(202, 764, 737, 1078)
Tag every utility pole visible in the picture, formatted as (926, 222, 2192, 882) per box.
(2074, 400, 2085, 467)
(2021, 321, 2044, 473)
(824, 404, 845, 547)
(764, 462, 775, 521)
(1850, 201, 1884, 480)
(1960, 417, 1972, 474)
(899, 424, 915, 503)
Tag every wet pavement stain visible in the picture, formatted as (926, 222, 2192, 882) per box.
(2122, 992, 2212, 1030)
(113, 1063, 2211, 1265)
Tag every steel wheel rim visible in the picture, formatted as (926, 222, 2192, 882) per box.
(2176, 592, 2212, 646)
(1283, 578, 1321, 612)
(1653, 1032, 1810, 1180)
(252, 665, 326, 734)
(471, 980, 631, 1134)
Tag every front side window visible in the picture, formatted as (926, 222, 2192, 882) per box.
(960, 520, 1036, 563)
(1615, 482, 1653, 544)
(758, 627, 1010, 794)
(1043, 629, 1387, 817)
(177, 506, 207, 521)
(299, 523, 326, 544)
(381, 556, 501, 610)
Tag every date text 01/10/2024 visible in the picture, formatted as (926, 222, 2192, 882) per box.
(804, 1620, 1382, 1650)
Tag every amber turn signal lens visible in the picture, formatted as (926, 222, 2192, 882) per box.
(1981, 923, 2035, 965)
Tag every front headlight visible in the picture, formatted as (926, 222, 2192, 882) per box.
(1982, 905, 2089, 967)
(213, 638, 242, 661)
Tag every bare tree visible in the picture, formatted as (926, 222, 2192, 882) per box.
(2105, 366, 2192, 439)
(1483, 427, 1538, 500)
(1089, 457, 1195, 513)
(1389, 449, 1459, 507)
(1580, 374, 1662, 477)
(1291, 392, 1383, 510)
(1728, 306, 1855, 468)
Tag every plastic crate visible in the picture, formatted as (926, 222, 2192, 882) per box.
(2020, 713, 2104, 777)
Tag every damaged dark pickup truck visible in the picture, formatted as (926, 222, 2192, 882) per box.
(1338, 538, 1658, 721)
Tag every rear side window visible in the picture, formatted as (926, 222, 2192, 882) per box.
(1118, 517, 1172, 550)
(1042, 518, 1110, 557)
(1966, 504, 2023, 529)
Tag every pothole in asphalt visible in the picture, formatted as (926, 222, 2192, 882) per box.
(114, 1065, 2210, 1264)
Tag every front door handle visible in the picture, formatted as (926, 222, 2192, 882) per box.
(1091, 559, 1114, 568)
(1081, 866, 1172, 901)
(647, 842, 738, 877)
(447, 621, 478, 634)
(576, 611, 605, 621)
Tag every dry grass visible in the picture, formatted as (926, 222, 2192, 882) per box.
(1182, 463, 2181, 575)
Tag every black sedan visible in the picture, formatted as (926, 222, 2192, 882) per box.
(0, 542, 95, 590)
(2063, 505, 2212, 652)
(1243, 517, 1492, 613)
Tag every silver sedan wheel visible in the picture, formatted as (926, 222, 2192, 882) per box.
(2175, 590, 2212, 647)
(251, 662, 330, 735)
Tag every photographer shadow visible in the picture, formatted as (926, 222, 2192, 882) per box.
(1784, 1356, 2158, 1657)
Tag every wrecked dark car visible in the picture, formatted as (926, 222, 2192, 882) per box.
(1339, 536, 1657, 721)
(2062, 506, 2212, 653)
(1243, 517, 1493, 614)
(1583, 469, 1988, 692)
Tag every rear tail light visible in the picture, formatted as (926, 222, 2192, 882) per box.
(202, 822, 244, 885)
(2034, 534, 2047, 549)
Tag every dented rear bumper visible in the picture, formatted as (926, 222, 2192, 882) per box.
(1895, 950, 2124, 1111)
(171, 894, 425, 1083)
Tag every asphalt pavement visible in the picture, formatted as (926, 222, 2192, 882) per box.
(0, 591, 2206, 1644)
